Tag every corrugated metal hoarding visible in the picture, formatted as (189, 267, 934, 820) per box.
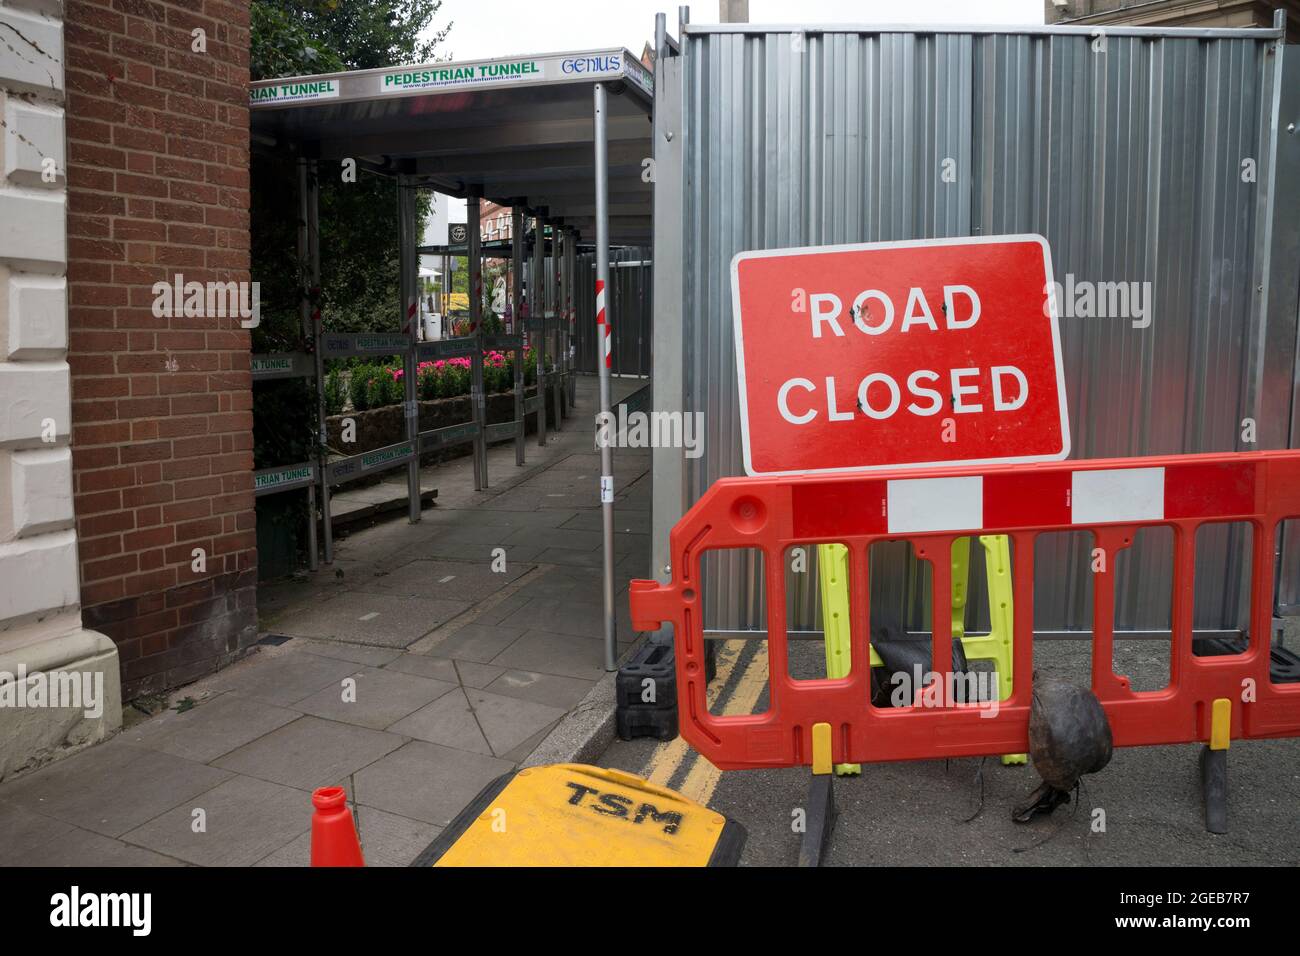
(652, 19, 1300, 636)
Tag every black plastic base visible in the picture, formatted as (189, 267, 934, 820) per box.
(617, 641, 676, 708)
(616, 704, 679, 741)
(797, 774, 836, 867)
(1200, 745, 1228, 834)
(1194, 635, 1300, 683)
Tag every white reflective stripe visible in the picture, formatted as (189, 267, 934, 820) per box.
(1071, 467, 1165, 524)
(596, 291, 607, 316)
(886, 476, 983, 534)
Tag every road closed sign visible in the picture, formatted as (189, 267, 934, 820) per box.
(730, 234, 1070, 476)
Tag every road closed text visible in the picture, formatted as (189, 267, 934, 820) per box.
(778, 284, 1029, 423)
(730, 236, 1069, 474)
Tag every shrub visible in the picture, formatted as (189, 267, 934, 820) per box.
(324, 367, 345, 416)
(349, 362, 373, 411)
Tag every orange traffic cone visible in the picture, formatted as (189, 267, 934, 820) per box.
(310, 786, 365, 867)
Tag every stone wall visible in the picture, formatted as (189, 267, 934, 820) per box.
(0, 0, 123, 780)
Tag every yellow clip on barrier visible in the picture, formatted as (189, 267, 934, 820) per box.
(817, 536, 1026, 771)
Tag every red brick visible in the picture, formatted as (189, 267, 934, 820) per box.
(68, 3, 256, 695)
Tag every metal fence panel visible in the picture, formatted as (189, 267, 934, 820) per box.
(574, 248, 652, 376)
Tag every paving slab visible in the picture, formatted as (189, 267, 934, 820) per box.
(119, 693, 301, 764)
(534, 547, 605, 568)
(485, 486, 595, 512)
(213, 716, 406, 790)
(561, 510, 650, 534)
(485, 669, 596, 710)
(294, 639, 403, 667)
(206, 650, 360, 706)
(0, 798, 78, 864)
(121, 775, 308, 867)
(470, 591, 538, 626)
(454, 660, 506, 689)
(258, 574, 353, 623)
(0, 741, 231, 838)
(441, 508, 578, 530)
(355, 807, 443, 867)
(382, 653, 460, 683)
(495, 596, 634, 641)
(500, 721, 562, 763)
(490, 630, 620, 681)
(504, 527, 604, 553)
(271, 592, 470, 648)
(409, 522, 515, 546)
(424, 623, 526, 663)
(463, 688, 567, 756)
(354, 558, 532, 602)
(254, 805, 440, 867)
(414, 538, 547, 563)
(352, 741, 513, 827)
(386, 688, 492, 754)
(9, 823, 186, 866)
(295, 667, 457, 730)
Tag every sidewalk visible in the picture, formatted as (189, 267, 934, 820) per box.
(0, 376, 651, 866)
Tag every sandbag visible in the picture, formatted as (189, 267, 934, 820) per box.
(1027, 674, 1113, 790)
(869, 615, 972, 707)
(1012, 674, 1113, 822)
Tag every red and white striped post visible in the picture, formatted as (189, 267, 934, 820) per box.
(595, 277, 611, 368)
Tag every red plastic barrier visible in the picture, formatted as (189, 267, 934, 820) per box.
(629, 451, 1300, 771)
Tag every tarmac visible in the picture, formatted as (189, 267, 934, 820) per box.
(597, 635, 1300, 866)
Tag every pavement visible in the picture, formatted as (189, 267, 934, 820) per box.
(0, 375, 652, 867)
(597, 635, 1300, 866)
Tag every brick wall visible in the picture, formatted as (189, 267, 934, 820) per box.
(64, 0, 257, 698)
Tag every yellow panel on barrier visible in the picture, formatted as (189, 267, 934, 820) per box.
(413, 764, 746, 867)
(817, 535, 1026, 768)
(1210, 698, 1232, 751)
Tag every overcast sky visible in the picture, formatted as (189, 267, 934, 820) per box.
(427, 0, 1045, 62)
(429, 0, 1045, 223)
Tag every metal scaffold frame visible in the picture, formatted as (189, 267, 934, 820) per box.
(250, 45, 654, 669)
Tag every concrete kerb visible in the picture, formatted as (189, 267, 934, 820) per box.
(521, 638, 638, 768)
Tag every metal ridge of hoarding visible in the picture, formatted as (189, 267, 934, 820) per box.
(249, 47, 650, 109)
(681, 16, 1286, 39)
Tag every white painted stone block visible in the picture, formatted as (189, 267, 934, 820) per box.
(0, 360, 69, 447)
(0, 6, 64, 98)
(3, 98, 65, 187)
(0, 529, 79, 622)
(0, 188, 65, 271)
(7, 447, 73, 537)
(1, 268, 66, 359)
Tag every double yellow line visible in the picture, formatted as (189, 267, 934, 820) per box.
(641, 638, 770, 807)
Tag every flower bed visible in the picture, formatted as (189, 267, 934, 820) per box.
(324, 382, 563, 463)
(324, 348, 538, 415)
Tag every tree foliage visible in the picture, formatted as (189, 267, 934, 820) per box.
(250, 0, 451, 478)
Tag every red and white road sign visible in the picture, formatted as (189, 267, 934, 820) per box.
(730, 234, 1070, 476)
